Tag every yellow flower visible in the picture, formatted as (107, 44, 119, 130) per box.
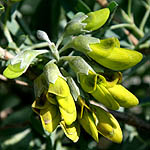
(64, 8, 110, 36)
(40, 103, 61, 133)
(68, 36, 143, 71)
(32, 94, 61, 133)
(92, 105, 123, 143)
(48, 76, 77, 125)
(44, 62, 77, 125)
(89, 37, 143, 70)
(79, 71, 139, 110)
(83, 8, 110, 31)
(77, 97, 99, 142)
(108, 84, 139, 107)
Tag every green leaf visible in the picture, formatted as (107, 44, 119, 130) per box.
(3, 49, 48, 79)
(67, 77, 80, 101)
(0, 3, 5, 16)
(107, 1, 118, 13)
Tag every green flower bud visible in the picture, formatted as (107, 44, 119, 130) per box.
(60, 121, 80, 143)
(92, 105, 123, 143)
(83, 8, 110, 31)
(40, 102, 61, 133)
(64, 12, 88, 36)
(64, 8, 110, 36)
(108, 84, 139, 107)
(44, 61, 77, 125)
(68, 36, 143, 71)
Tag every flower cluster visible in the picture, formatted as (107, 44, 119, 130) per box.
(32, 61, 123, 143)
(3, 6, 143, 143)
(31, 7, 143, 143)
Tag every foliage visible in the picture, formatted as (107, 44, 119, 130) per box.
(0, 0, 150, 150)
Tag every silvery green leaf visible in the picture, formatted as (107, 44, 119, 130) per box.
(3, 49, 48, 79)
(70, 35, 100, 53)
(34, 73, 48, 98)
(67, 77, 80, 101)
(43, 61, 65, 84)
(11, 49, 48, 68)
(68, 56, 95, 75)
(64, 12, 88, 36)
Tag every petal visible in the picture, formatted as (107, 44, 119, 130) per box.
(40, 103, 61, 133)
(79, 71, 97, 93)
(48, 77, 70, 97)
(91, 84, 120, 110)
(78, 109, 99, 142)
(93, 105, 123, 143)
(56, 93, 77, 125)
(60, 121, 80, 142)
(108, 84, 139, 107)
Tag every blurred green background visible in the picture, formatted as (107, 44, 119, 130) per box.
(0, 0, 150, 150)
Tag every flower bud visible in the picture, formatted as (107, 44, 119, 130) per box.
(68, 36, 143, 71)
(92, 105, 123, 143)
(64, 8, 110, 36)
(60, 121, 80, 143)
(108, 84, 139, 107)
(44, 61, 77, 125)
(89, 37, 143, 70)
(83, 8, 110, 31)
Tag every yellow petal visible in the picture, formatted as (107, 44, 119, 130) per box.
(83, 8, 110, 31)
(56, 93, 77, 125)
(89, 38, 143, 70)
(78, 109, 99, 142)
(60, 121, 80, 142)
(108, 84, 139, 107)
(48, 77, 70, 97)
(93, 106, 122, 143)
(32, 93, 49, 115)
(91, 84, 120, 110)
(40, 103, 61, 133)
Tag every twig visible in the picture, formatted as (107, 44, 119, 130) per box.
(0, 74, 29, 87)
(124, 29, 138, 46)
(0, 47, 14, 60)
(110, 110, 150, 132)
(90, 100, 150, 133)
(128, 0, 132, 18)
(0, 121, 30, 131)
(96, 0, 108, 7)
(140, 2, 150, 31)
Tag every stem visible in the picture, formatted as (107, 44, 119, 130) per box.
(110, 23, 132, 30)
(3, 24, 13, 43)
(111, 23, 144, 38)
(56, 33, 64, 49)
(59, 42, 71, 54)
(131, 24, 144, 38)
(128, 0, 132, 17)
(140, 5, 150, 31)
(59, 56, 74, 61)
(23, 42, 49, 50)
